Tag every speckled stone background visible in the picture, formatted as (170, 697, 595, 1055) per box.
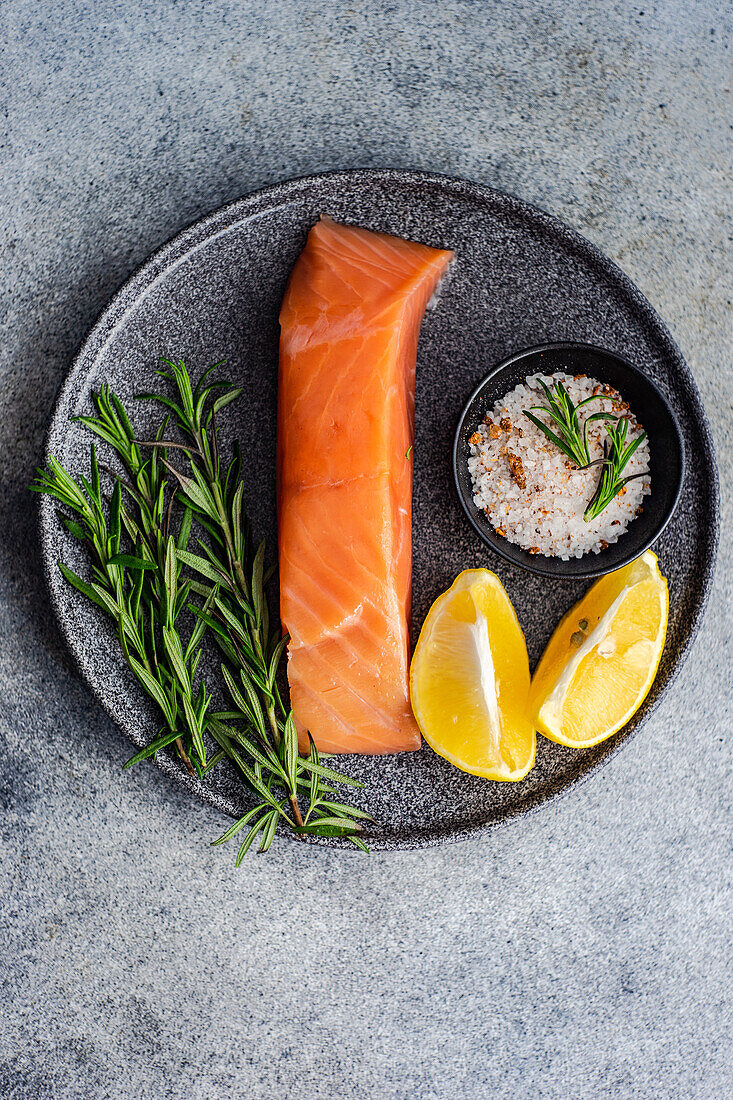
(1, 2, 730, 1097)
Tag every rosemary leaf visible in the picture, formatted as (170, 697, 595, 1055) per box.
(235, 815, 270, 864)
(211, 804, 265, 847)
(123, 728, 184, 769)
(108, 553, 157, 571)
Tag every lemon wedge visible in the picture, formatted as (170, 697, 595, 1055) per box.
(530, 550, 668, 748)
(410, 570, 535, 780)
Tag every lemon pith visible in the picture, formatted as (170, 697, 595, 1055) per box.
(410, 570, 535, 781)
(530, 550, 668, 748)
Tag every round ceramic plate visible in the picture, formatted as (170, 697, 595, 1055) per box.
(40, 170, 719, 850)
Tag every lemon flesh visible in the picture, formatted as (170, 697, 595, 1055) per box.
(410, 570, 535, 780)
(530, 550, 668, 748)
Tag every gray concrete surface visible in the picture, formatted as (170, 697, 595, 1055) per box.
(1, 2, 730, 1097)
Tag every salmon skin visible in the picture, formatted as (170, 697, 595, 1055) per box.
(277, 217, 454, 754)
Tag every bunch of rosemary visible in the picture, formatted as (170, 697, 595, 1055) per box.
(32, 360, 370, 858)
(523, 378, 647, 521)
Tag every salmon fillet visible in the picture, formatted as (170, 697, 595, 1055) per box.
(278, 217, 453, 754)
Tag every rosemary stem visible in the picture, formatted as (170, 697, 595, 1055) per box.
(289, 794, 304, 827)
(265, 700, 281, 749)
(195, 413, 306, 826)
(203, 441, 250, 600)
(176, 736, 196, 777)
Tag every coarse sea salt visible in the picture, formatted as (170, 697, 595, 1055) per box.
(467, 372, 652, 559)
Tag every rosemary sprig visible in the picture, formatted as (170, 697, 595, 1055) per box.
(523, 378, 646, 521)
(32, 361, 370, 857)
(31, 438, 211, 777)
(523, 378, 615, 467)
(583, 417, 647, 522)
(137, 358, 372, 850)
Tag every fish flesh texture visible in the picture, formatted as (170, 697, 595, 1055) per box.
(278, 217, 453, 753)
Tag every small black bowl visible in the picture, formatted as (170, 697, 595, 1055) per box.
(453, 342, 685, 579)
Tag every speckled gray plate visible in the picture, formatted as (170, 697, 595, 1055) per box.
(40, 170, 720, 850)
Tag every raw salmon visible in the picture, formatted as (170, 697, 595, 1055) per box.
(278, 217, 453, 754)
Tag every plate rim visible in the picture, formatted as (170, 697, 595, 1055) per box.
(39, 168, 721, 851)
